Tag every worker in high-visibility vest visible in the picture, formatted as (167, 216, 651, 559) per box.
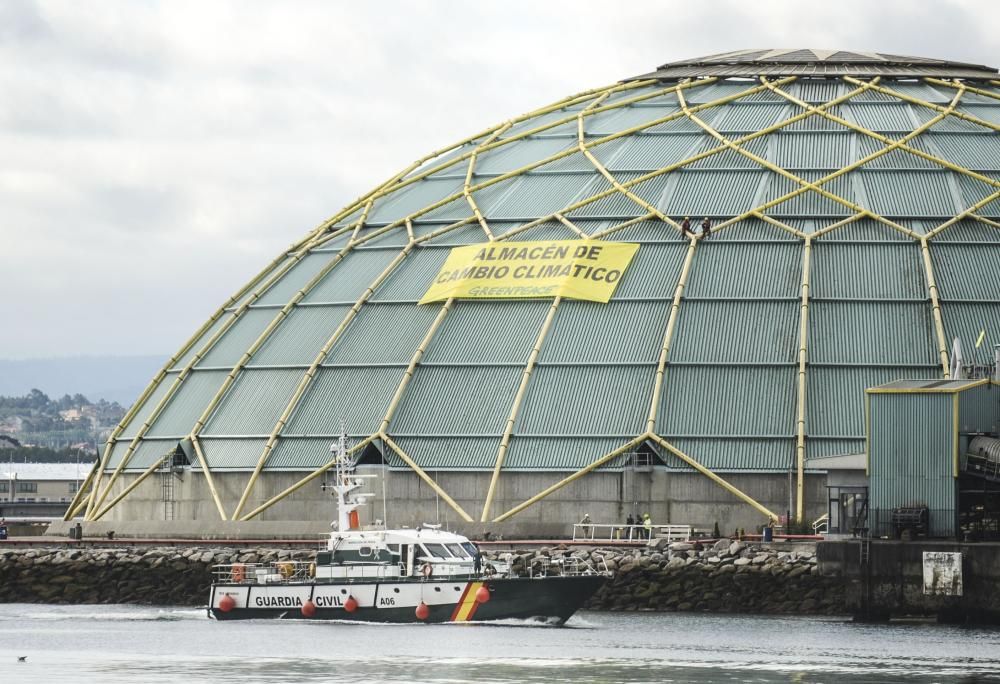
(642, 513, 652, 540)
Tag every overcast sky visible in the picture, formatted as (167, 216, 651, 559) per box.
(2, 0, 998, 360)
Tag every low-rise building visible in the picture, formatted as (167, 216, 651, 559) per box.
(0, 463, 94, 518)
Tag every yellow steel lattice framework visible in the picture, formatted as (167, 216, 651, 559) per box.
(76, 68, 1000, 526)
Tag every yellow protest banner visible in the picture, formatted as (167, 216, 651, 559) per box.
(419, 240, 639, 305)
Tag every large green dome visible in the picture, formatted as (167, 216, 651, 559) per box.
(76, 50, 1000, 532)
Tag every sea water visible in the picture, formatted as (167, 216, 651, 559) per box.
(0, 604, 998, 683)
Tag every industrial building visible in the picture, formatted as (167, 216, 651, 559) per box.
(64, 49, 1000, 538)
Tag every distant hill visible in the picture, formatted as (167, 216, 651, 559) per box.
(0, 356, 165, 406)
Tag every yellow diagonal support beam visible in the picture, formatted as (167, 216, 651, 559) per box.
(794, 238, 813, 523)
(920, 238, 952, 377)
(381, 433, 474, 523)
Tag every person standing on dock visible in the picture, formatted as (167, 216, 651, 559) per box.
(579, 513, 592, 539)
(642, 513, 652, 540)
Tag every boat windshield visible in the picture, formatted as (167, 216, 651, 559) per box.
(445, 543, 468, 558)
(422, 543, 451, 559)
(461, 542, 479, 557)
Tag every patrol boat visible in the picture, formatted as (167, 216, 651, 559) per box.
(208, 446, 608, 624)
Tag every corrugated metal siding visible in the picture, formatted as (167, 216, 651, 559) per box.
(503, 437, 632, 470)
(103, 439, 131, 470)
(819, 218, 910, 241)
(391, 365, 522, 435)
(770, 132, 854, 169)
(301, 248, 401, 304)
(255, 252, 338, 307)
(267, 437, 358, 470)
(170, 315, 229, 370)
(324, 303, 441, 366)
(586, 105, 680, 135)
(253, 305, 352, 366)
(366, 178, 464, 225)
(516, 365, 654, 436)
(370, 247, 449, 302)
(645, 107, 725, 133)
(932, 219, 1000, 242)
(474, 137, 576, 175)
(501, 108, 577, 138)
(568, 172, 654, 219)
(124, 439, 177, 471)
(495, 221, 578, 241)
(605, 134, 701, 171)
(671, 300, 798, 363)
(198, 438, 268, 470)
(611, 242, 686, 300)
(941, 302, 1000, 355)
(541, 300, 669, 364)
(202, 369, 304, 436)
(869, 392, 957, 535)
(603, 219, 684, 242)
(661, 170, 765, 216)
(421, 300, 548, 365)
(956, 104, 1000, 125)
(283, 366, 402, 436)
(118, 373, 177, 440)
(846, 103, 917, 132)
(807, 365, 936, 437)
(658, 366, 796, 436)
(783, 105, 845, 131)
(197, 308, 275, 368)
(809, 301, 937, 365)
(685, 138, 768, 169)
(861, 171, 959, 216)
(713, 218, 798, 241)
(145, 370, 229, 438)
(811, 242, 925, 299)
(958, 384, 1000, 434)
(857, 136, 940, 169)
(487, 173, 605, 219)
(715, 103, 790, 133)
(930, 243, 1000, 299)
(389, 436, 500, 470)
(657, 437, 794, 471)
(928, 134, 1000, 170)
(766, 171, 855, 216)
(887, 83, 951, 103)
(956, 173, 1000, 216)
(794, 80, 850, 103)
(685, 242, 801, 298)
(807, 438, 866, 459)
(417, 222, 489, 246)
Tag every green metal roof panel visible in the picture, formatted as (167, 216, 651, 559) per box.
(170, 315, 229, 371)
(389, 437, 499, 470)
(325, 303, 441, 366)
(517, 364, 654, 436)
(366, 178, 464, 225)
(933, 219, 1000, 242)
(540, 300, 670, 364)
(474, 137, 577, 175)
(811, 241, 925, 300)
(603, 219, 683, 242)
(610, 242, 686, 300)
(818, 218, 910, 241)
(807, 365, 938, 438)
(421, 300, 548, 365)
(686, 137, 769, 169)
(657, 437, 794, 471)
(503, 436, 632, 470)
(118, 372, 177, 440)
(931, 243, 1000, 299)
(284, 366, 401, 437)
(586, 105, 681, 135)
(930, 133, 1000, 170)
(846, 103, 917, 132)
(255, 252, 338, 307)
(766, 171, 856, 216)
(661, 170, 766, 216)
(956, 173, 1000, 217)
(604, 134, 701, 171)
(712, 218, 798, 241)
(145, 370, 229, 438)
(809, 301, 937, 365)
(784, 105, 845, 131)
(485, 173, 605, 220)
(685, 241, 801, 298)
(941, 302, 1000, 355)
(770, 132, 854, 170)
(860, 171, 961, 218)
(658, 366, 796, 436)
(370, 247, 450, 302)
(197, 437, 268, 470)
(253, 305, 352, 366)
(807, 438, 866, 459)
(857, 136, 941, 169)
(202, 369, 304, 436)
(197, 308, 275, 368)
(301, 248, 401, 304)
(715, 103, 791, 133)
(391, 365, 522, 435)
(671, 300, 798, 363)
(103, 439, 130, 471)
(794, 80, 850, 103)
(567, 172, 656, 219)
(124, 439, 176, 471)
(265, 437, 340, 470)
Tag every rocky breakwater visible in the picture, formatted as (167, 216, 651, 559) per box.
(487, 539, 843, 615)
(0, 547, 314, 605)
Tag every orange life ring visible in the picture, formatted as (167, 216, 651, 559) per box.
(278, 562, 295, 579)
(421, 563, 433, 578)
(230, 563, 245, 583)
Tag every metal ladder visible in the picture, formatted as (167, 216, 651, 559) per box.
(159, 456, 176, 521)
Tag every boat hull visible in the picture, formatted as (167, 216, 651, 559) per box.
(209, 575, 605, 624)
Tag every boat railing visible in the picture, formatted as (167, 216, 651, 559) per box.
(212, 560, 318, 584)
(572, 523, 692, 542)
(523, 553, 610, 579)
